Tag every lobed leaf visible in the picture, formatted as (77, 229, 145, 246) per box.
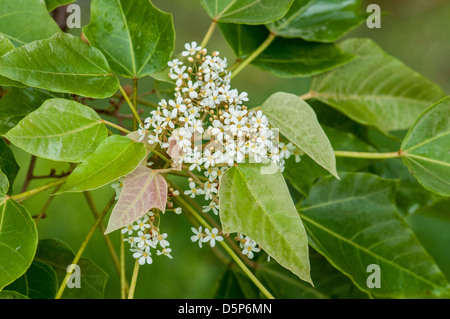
(0, 33, 119, 98)
(0, 197, 38, 290)
(400, 97, 450, 196)
(219, 163, 312, 284)
(199, 0, 294, 24)
(58, 134, 147, 193)
(0, 0, 60, 46)
(5, 98, 108, 163)
(269, 0, 365, 42)
(219, 23, 354, 77)
(260, 92, 338, 178)
(310, 38, 447, 133)
(298, 172, 450, 298)
(84, 0, 175, 78)
(35, 238, 109, 299)
(105, 166, 167, 234)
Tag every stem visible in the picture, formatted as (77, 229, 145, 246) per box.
(55, 195, 115, 299)
(173, 195, 274, 299)
(21, 155, 37, 192)
(119, 84, 143, 127)
(11, 176, 68, 202)
(127, 259, 140, 299)
(230, 33, 276, 80)
(200, 20, 217, 48)
(133, 78, 138, 131)
(147, 145, 171, 164)
(102, 119, 131, 135)
(120, 232, 127, 299)
(299, 92, 313, 100)
(334, 150, 401, 159)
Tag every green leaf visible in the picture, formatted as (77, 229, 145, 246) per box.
(0, 34, 25, 88)
(400, 97, 450, 196)
(256, 250, 369, 299)
(269, 0, 365, 42)
(298, 172, 450, 298)
(105, 166, 167, 234)
(0, 290, 29, 299)
(0, 198, 38, 290)
(35, 238, 109, 299)
(0, 139, 19, 194)
(310, 38, 447, 133)
(84, 0, 175, 78)
(219, 163, 312, 284)
(0, 0, 60, 46)
(0, 33, 119, 98)
(219, 23, 354, 77)
(0, 87, 64, 135)
(0, 169, 8, 195)
(45, 0, 76, 12)
(6, 260, 58, 299)
(199, 0, 294, 24)
(260, 92, 338, 178)
(5, 98, 108, 163)
(58, 134, 147, 193)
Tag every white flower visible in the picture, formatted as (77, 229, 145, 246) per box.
(184, 181, 204, 198)
(169, 97, 187, 116)
(157, 248, 173, 259)
(202, 201, 219, 215)
(169, 65, 189, 87)
(174, 207, 182, 214)
(182, 80, 199, 99)
(156, 232, 170, 248)
(132, 215, 151, 232)
(182, 41, 202, 56)
(191, 226, 204, 248)
(121, 224, 134, 236)
(132, 248, 153, 265)
(161, 108, 175, 129)
(242, 238, 260, 259)
(134, 231, 154, 250)
(203, 228, 223, 247)
(168, 59, 183, 68)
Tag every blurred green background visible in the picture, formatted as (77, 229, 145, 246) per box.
(10, 0, 450, 298)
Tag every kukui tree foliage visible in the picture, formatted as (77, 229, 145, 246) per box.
(0, 0, 449, 299)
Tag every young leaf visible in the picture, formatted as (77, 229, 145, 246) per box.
(0, 0, 60, 46)
(105, 166, 167, 234)
(400, 97, 450, 196)
(298, 172, 450, 298)
(310, 38, 447, 133)
(0, 197, 38, 290)
(58, 135, 147, 193)
(199, 0, 294, 24)
(0, 139, 19, 194)
(269, 0, 365, 42)
(84, 0, 175, 78)
(5, 98, 108, 163)
(260, 92, 338, 178)
(0, 87, 64, 135)
(35, 238, 109, 299)
(219, 23, 354, 77)
(0, 33, 119, 98)
(219, 163, 312, 285)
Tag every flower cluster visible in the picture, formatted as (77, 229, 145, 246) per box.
(119, 41, 303, 265)
(121, 212, 172, 265)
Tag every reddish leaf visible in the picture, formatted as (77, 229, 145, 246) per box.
(105, 166, 167, 234)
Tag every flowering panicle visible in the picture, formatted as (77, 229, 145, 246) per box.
(117, 41, 303, 264)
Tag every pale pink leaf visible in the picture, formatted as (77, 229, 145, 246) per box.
(105, 166, 167, 234)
